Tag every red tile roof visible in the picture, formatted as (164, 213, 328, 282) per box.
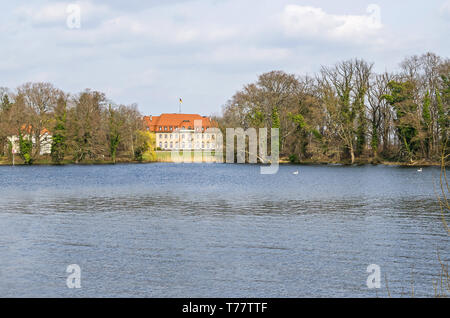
(20, 124, 51, 136)
(143, 113, 216, 132)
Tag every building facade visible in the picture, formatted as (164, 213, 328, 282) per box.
(8, 128, 52, 156)
(143, 113, 218, 150)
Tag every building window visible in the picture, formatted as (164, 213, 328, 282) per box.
(159, 142, 162, 148)
(159, 126, 162, 131)
(159, 134, 163, 138)
(164, 142, 168, 148)
(170, 142, 173, 148)
(165, 134, 168, 139)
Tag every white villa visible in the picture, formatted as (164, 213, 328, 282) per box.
(8, 127, 52, 156)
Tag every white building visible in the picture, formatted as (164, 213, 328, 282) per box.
(144, 113, 218, 150)
(8, 128, 52, 156)
(155, 129, 217, 150)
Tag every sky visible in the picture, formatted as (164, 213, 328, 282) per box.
(1, 0, 449, 116)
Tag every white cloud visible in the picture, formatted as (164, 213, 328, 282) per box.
(2, 0, 448, 115)
(207, 46, 291, 63)
(15, 1, 110, 27)
(16, 3, 66, 25)
(281, 4, 383, 44)
(95, 7, 241, 45)
(441, 0, 450, 19)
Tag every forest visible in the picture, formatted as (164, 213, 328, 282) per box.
(0, 52, 448, 165)
(0, 85, 154, 164)
(216, 52, 449, 165)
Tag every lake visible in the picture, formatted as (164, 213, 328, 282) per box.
(0, 163, 448, 297)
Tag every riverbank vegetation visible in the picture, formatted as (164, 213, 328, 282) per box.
(216, 52, 449, 165)
(0, 52, 448, 166)
(0, 85, 155, 165)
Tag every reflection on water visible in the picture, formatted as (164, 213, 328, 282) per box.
(0, 163, 448, 297)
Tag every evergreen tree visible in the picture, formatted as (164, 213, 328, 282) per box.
(19, 130, 33, 165)
(271, 106, 281, 151)
(371, 121, 379, 154)
(355, 90, 367, 157)
(437, 75, 450, 149)
(1, 93, 12, 112)
(356, 114, 366, 156)
(421, 91, 432, 158)
(108, 105, 123, 163)
(383, 81, 419, 161)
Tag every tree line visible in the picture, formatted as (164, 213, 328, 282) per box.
(0, 84, 155, 164)
(1, 52, 448, 165)
(217, 52, 449, 164)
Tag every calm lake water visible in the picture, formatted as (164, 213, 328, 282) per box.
(0, 163, 448, 297)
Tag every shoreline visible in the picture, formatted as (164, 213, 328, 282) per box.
(0, 158, 445, 167)
(279, 158, 445, 167)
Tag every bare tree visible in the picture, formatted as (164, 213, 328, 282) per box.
(368, 72, 395, 157)
(67, 90, 107, 163)
(17, 82, 61, 158)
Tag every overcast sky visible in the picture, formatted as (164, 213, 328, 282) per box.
(1, 0, 449, 115)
